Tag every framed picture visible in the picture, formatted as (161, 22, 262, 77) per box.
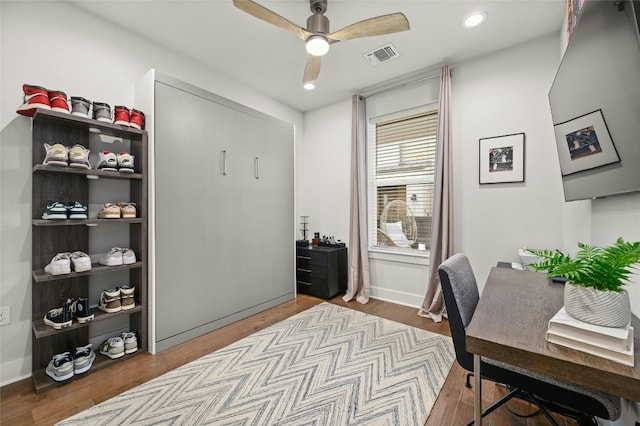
(479, 133, 525, 184)
(553, 109, 619, 176)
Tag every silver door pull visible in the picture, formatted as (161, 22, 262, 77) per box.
(254, 156, 259, 179)
(222, 150, 228, 176)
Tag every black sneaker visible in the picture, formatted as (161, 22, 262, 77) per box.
(43, 301, 72, 329)
(69, 297, 94, 323)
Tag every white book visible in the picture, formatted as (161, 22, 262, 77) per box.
(546, 328, 634, 367)
(548, 306, 630, 350)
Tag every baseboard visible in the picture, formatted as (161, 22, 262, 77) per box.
(369, 286, 423, 308)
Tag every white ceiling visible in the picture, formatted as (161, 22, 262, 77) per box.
(69, 0, 565, 112)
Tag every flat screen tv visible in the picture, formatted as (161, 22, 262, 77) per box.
(549, 0, 640, 201)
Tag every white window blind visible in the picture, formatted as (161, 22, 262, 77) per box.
(368, 109, 438, 252)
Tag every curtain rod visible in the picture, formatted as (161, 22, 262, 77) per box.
(356, 65, 452, 99)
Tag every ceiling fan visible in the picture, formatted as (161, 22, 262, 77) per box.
(232, 0, 410, 87)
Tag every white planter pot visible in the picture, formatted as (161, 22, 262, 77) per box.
(564, 283, 631, 327)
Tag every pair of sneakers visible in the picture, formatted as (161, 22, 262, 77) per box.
(99, 331, 138, 359)
(99, 247, 136, 266)
(43, 297, 94, 329)
(45, 344, 96, 382)
(44, 251, 91, 275)
(16, 84, 70, 117)
(96, 151, 134, 173)
(98, 202, 136, 219)
(42, 143, 91, 169)
(98, 286, 135, 313)
(113, 105, 145, 130)
(42, 201, 88, 220)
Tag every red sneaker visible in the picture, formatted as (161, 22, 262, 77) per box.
(48, 90, 70, 114)
(129, 108, 145, 130)
(16, 84, 51, 117)
(113, 105, 130, 126)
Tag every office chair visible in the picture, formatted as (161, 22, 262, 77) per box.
(438, 253, 621, 426)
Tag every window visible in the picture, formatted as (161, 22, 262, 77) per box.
(368, 108, 438, 253)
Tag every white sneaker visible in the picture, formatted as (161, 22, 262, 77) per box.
(99, 247, 123, 266)
(121, 331, 138, 354)
(122, 248, 136, 265)
(99, 337, 125, 359)
(68, 145, 91, 170)
(71, 251, 92, 272)
(117, 152, 135, 173)
(44, 252, 71, 275)
(96, 151, 118, 171)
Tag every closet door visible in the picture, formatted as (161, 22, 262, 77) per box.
(154, 82, 241, 345)
(153, 79, 294, 350)
(238, 112, 294, 305)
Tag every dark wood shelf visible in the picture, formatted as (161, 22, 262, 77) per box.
(31, 106, 148, 394)
(32, 218, 143, 226)
(32, 164, 142, 180)
(32, 348, 146, 394)
(32, 262, 143, 283)
(33, 108, 145, 138)
(32, 305, 144, 339)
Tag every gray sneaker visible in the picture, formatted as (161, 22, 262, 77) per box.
(100, 336, 125, 359)
(46, 352, 74, 382)
(73, 344, 96, 374)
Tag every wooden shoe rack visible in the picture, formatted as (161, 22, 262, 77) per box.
(30, 109, 147, 393)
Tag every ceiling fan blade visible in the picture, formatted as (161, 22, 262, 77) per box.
(303, 55, 321, 84)
(329, 13, 410, 42)
(233, 0, 311, 41)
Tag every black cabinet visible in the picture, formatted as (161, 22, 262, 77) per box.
(296, 246, 347, 299)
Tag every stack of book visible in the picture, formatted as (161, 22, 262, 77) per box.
(546, 306, 634, 367)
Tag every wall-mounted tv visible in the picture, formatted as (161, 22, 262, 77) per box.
(549, 0, 640, 201)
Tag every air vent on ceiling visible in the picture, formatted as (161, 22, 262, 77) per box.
(364, 43, 400, 66)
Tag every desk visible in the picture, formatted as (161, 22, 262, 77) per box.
(466, 267, 640, 425)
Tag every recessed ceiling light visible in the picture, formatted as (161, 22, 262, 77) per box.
(464, 11, 487, 29)
(303, 82, 316, 90)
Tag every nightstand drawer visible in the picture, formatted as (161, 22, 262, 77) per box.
(296, 265, 328, 280)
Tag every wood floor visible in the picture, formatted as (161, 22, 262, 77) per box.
(1, 294, 579, 426)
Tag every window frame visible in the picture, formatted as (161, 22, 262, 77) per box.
(367, 102, 439, 257)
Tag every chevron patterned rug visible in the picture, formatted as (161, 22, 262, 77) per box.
(57, 303, 455, 425)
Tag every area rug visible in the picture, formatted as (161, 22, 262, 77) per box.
(57, 303, 455, 425)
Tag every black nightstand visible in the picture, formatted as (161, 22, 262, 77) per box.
(296, 246, 348, 299)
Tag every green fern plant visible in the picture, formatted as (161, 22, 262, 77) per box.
(526, 238, 640, 292)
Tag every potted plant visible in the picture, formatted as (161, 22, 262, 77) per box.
(527, 238, 640, 327)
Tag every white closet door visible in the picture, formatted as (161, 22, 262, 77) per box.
(154, 80, 294, 350)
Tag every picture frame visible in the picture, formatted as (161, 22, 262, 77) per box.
(553, 109, 619, 176)
(479, 132, 525, 184)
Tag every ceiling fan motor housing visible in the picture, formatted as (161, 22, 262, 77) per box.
(307, 11, 329, 34)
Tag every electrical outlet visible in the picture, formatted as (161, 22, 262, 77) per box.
(0, 305, 10, 326)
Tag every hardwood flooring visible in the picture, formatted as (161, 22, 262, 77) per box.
(1, 294, 578, 426)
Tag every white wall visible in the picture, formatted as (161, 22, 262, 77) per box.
(0, 1, 302, 386)
(298, 35, 581, 305)
(298, 100, 352, 243)
(451, 33, 590, 289)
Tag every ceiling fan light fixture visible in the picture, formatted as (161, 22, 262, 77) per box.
(463, 11, 487, 29)
(306, 35, 330, 56)
(303, 81, 316, 90)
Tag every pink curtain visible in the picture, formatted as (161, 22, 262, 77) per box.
(418, 65, 453, 322)
(343, 94, 370, 304)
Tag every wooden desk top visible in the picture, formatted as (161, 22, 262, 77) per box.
(466, 267, 640, 402)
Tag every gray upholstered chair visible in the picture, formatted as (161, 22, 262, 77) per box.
(438, 253, 621, 426)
